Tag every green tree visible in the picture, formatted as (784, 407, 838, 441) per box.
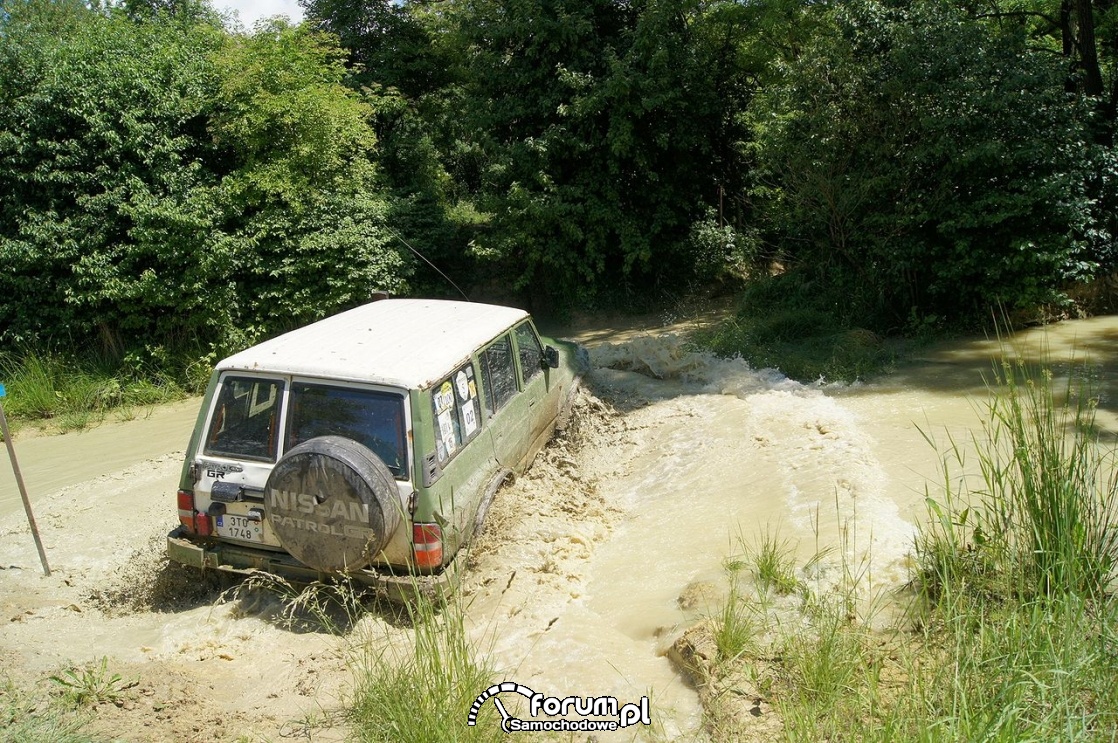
(0, 1, 228, 352)
(300, 0, 479, 298)
(0, 4, 409, 356)
(300, 0, 452, 98)
(750, 0, 1099, 325)
(453, 0, 752, 306)
(209, 20, 410, 337)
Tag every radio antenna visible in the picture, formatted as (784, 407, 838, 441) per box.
(388, 228, 471, 302)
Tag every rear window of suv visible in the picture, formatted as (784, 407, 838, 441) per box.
(285, 383, 409, 479)
(204, 376, 283, 462)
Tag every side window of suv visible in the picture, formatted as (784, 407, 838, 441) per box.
(481, 335, 518, 415)
(514, 322, 544, 385)
(432, 362, 482, 465)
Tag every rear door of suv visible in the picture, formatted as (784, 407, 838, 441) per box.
(195, 374, 285, 547)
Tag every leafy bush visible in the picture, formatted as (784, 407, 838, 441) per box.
(750, 0, 1101, 325)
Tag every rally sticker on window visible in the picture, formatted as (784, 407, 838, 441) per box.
(456, 370, 470, 401)
(438, 409, 457, 456)
(435, 381, 455, 414)
(463, 399, 478, 436)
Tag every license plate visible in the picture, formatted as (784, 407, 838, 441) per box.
(216, 514, 263, 543)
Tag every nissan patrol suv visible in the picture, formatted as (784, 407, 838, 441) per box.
(167, 298, 583, 596)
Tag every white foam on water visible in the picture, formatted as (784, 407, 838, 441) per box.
(462, 334, 924, 738)
(589, 334, 917, 590)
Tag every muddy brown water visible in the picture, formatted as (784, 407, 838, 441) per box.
(0, 316, 1115, 741)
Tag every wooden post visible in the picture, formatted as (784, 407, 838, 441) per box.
(0, 385, 50, 576)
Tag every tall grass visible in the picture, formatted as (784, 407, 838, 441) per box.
(899, 592, 1118, 742)
(0, 350, 191, 431)
(709, 526, 888, 742)
(707, 355, 1118, 741)
(224, 574, 505, 741)
(918, 358, 1118, 600)
(348, 591, 504, 743)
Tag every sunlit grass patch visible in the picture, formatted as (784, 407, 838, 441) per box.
(0, 350, 188, 432)
(747, 527, 802, 597)
(215, 571, 505, 741)
(706, 522, 892, 741)
(0, 676, 97, 743)
(347, 591, 505, 743)
(898, 593, 1118, 742)
(48, 657, 138, 708)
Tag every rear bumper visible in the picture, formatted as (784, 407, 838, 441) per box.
(167, 526, 454, 603)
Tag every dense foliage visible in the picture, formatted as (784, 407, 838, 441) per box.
(0, 0, 407, 360)
(751, 1, 1106, 324)
(2, 0, 1118, 369)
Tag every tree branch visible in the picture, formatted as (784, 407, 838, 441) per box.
(971, 10, 1062, 27)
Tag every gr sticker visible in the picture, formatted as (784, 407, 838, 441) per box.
(467, 682, 651, 734)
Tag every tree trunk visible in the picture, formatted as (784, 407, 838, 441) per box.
(1075, 0, 1105, 97)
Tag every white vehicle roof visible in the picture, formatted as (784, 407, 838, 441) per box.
(217, 299, 530, 389)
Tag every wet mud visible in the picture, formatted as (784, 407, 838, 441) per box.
(1, 315, 1116, 740)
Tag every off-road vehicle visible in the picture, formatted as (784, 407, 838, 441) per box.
(167, 299, 583, 596)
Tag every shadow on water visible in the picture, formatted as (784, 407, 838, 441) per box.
(557, 301, 1118, 418)
(837, 316, 1118, 441)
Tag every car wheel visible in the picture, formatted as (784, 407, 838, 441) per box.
(473, 468, 513, 539)
(264, 435, 401, 573)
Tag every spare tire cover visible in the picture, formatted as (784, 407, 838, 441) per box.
(265, 435, 400, 572)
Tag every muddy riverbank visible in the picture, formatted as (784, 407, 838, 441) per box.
(1, 315, 1115, 741)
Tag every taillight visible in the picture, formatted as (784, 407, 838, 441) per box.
(177, 490, 196, 533)
(413, 523, 443, 570)
(177, 489, 213, 536)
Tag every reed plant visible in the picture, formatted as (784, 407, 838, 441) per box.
(708, 354, 1118, 740)
(347, 589, 504, 743)
(894, 591, 1118, 742)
